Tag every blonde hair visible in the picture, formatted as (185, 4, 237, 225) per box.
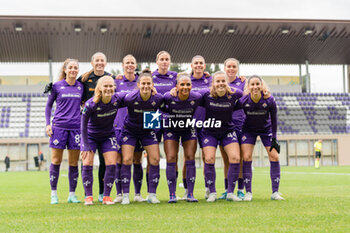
(122, 54, 137, 65)
(191, 55, 205, 64)
(210, 71, 234, 98)
(93, 76, 115, 103)
(243, 75, 270, 95)
(156, 51, 171, 62)
(58, 58, 79, 82)
(81, 52, 107, 82)
(176, 72, 191, 84)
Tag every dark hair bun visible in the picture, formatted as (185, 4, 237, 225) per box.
(141, 68, 152, 74)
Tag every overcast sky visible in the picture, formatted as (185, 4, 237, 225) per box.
(1, 0, 349, 20)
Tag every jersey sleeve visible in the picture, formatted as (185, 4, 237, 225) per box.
(269, 97, 278, 138)
(80, 101, 94, 151)
(45, 84, 58, 126)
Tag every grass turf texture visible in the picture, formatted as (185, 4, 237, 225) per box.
(0, 166, 349, 232)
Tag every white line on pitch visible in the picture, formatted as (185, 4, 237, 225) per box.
(259, 171, 350, 176)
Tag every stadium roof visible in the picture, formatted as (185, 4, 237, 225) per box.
(0, 16, 350, 64)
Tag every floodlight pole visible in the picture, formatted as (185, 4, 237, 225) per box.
(305, 60, 310, 92)
(48, 58, 53, 83)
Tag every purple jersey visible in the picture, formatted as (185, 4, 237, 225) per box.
(162, 91, 202, 132)
(113, 75, 139, 130)
(152, 70, 177, 94)
(191, 74, 212, 121)
(202, 88, 243, 135)
(228, 77, 246, 130)
(237, 93, 278, 138)
(81, 93, 124, 151)
(123, 90, 163, 132)
(45, 79, 84, 130)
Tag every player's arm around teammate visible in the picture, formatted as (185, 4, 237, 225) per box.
(45, 59, 83, 204)
(238, 75, 283, 201)
(200, 71, 243, 202)
(120, 69, 164, 204)
(80, 76, 124, 205)
(163, 73, 203, 203)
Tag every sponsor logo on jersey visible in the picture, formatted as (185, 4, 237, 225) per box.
(143, 110, 161, 129)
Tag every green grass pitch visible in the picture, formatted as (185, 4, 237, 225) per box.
(0, 166, 349, 232)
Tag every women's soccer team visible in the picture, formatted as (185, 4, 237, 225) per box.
(45, 51, 284, 205)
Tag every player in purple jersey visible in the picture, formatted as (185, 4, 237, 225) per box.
(218, 58, 246, 200)
(45, 59, 83, 204)
(199, 71, 243, 202)
(163, 72, 202, 203)
(80, 76, 125, 205)
(77, 52, 115, 202)
(237, 75, 283, 201)
(113, 54, 145, 203)
(120, 69, 163, 204)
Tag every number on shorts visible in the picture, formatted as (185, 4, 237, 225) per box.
(75, 134, 80, 144)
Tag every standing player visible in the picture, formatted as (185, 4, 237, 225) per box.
(80, 76, 124, 205)
(314, 139, 322, 169)
(113, 54, 145, 203)
(163, 73, 202, 203)
(120, 69, 163, 204)
(218, 58, 246, 200)
(45, 58, 83, 204)
(238, 75, 283, 201)
(200, 71, 243, 202)
(77, 52, 115, 202)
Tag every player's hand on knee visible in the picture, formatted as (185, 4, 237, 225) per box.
(270, 138, 280, 153)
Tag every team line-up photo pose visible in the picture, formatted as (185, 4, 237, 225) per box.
(45, 51, 283, 205)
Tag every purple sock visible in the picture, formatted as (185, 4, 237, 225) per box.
(50, 163, 60, 191)
(227, 163, 240, 193)
(146, 172, 149, 193)
(115, 163, 122, 195)
(204, 163, 216, 193)
(243, 161, 252, 193)
(238, 178, 244, 190)
(103, 165, 116, 197)
(186, 160, 196, 196)
(224, 178, 228, 191)
(68, 166, 78, 192)
(183, 178, 188, 189)
(166, 163, 177, 195)
(121, 164, 131, 194)
(270, 161, 281, 193)
(148, 164, 160, 194)
(82, 165, 93, 197)
(133, 164, 143, 194)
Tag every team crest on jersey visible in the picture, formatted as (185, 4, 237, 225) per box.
(151, 101, 156, 106)
(53, 139, 59, 145)
(204, 138, 209, 144)
(123, 136, 128, 142)
(152, 75, 157, 79)
(113, 102, 118, 106)
(134, 102, 139, 105)
(242, 136, 247, 141)
(169, 75, 173, 78)
(245, 104, 250, 107)
(77, 86, 81, 90)
(120, 82, 124, 85)
(228, 95, 232, 99)
(171, 101, 176, 105)
(96, 107, 101, 111)
(262, 103, 267, 108)
(190, 101, 195, 105)
(236, 82, 240, 86)
(60, 86, 65, 89)
(167, 132, 173, 138)
(204, 79, 208, 83)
